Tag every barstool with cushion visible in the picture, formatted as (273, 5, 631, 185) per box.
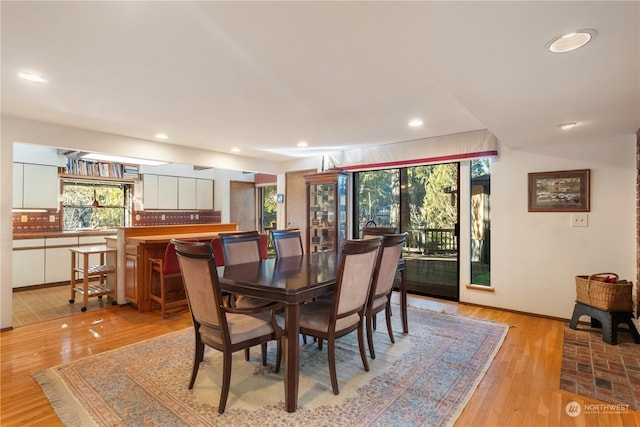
(149, 241, 191, 318)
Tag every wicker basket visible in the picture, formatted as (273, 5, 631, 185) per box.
(575, 273, 633, 311)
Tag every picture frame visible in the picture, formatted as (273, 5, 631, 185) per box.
(527, 169, 590, 212)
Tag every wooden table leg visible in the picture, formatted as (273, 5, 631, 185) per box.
(284, 303, 300, 412)
(83, 253, 90, 310)
(70, 251, 76, 301)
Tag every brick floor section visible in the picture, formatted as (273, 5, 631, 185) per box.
(561, 324, 640, 410)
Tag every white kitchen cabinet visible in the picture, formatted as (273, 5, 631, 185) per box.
(12, 239, 45, 288)
(142, 174, 159, 209)
(13, 163, 23, 208)
(45, 237, 79, 283)
(157, 175, 178, 209)
(13, 163, 59, 209)
(178, 177, 197, 209)
(196, 178, 214, 209)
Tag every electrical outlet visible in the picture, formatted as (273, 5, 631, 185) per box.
(49, 215, 55, 222)
(571, 213, 588, 227)
(161, 214, 166, 220)
(21, 215, 27, 222)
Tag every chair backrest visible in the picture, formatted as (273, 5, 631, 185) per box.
(370, 233, 407, 299)
(333, 237, 383, 320)
(210, 237, 227, 267)
(172, 240, 227, 332)
(362, 226, 397, 238)
(218, 231, 262, 266)
(162, 241, 181, 274)
(271, 229, 304, 258)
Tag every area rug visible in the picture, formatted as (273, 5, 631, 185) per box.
(33, 306, 508, 426)
(560, 324, 640, 411)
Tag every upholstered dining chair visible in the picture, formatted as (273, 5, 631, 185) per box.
(297, 236, 383, 395)
(271, 228, 304, 258)
(218, 230, 273, 362)
(172, 239, 283, 414)
(365, 232, 407, 359)
(149, 241, 191, 318)
(362, 226, 397, 238)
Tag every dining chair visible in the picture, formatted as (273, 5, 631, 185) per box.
(362, 226, 397, 238)
(297, 236, 383, 395)
(365, 232, 407, 359)
(218, 230, 273, 362)
(271, 228, 304, 258)
(149, 241, 191, 318)
(172, 239, 283, 414)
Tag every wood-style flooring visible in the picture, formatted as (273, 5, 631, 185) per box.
(1, 294, 639, 426)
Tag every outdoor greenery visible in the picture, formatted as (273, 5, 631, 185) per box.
(261, 185, 277, 229)
(63, 182, 129, 229)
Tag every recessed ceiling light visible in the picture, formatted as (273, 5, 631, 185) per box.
(297, 141, 308, 148)
(231, 147, 241, 153)
(408, 119, 423, 128)
(19, 72, 48, 83)
(154, 133, 168, 140)
(547, 29, 597, 53)
(559, 122, 578, 130)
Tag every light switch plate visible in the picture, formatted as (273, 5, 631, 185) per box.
(571, 213, 588, 227)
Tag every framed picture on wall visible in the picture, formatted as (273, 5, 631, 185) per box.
(528, 169, 590, 212)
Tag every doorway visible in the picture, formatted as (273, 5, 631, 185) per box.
(353, 163, 460, 301)
(230, 181, 256, 231)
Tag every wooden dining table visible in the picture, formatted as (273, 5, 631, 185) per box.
(218, 251, 408, 413)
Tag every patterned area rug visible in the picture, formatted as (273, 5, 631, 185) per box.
(560, 324, 640, 410)
(34, 306, 508, 426)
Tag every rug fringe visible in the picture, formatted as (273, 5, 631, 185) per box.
(32, 369, 99, 427)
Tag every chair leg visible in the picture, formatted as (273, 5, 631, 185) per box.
(385, 301, 395, 344)
(366, 312, 376, 359)
(318, 338, 323, 350)
(357, 320, 370, 373)
(244, 348, 250, 361)
(218, 351, 232, 414)
(328, 338, 339, 395)
(275, 339, 282, 373)
(160, 275, 166, 319)
(189, 338, 205, 389)
(261, 342, 267, 366)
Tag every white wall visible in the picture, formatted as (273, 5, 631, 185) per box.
(460, 136, 636, 319)
(2, 115, 636, 328)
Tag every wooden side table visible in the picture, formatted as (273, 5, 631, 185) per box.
(69, 245, 118, 312)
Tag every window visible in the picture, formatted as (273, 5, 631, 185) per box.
(259, 185, 277, 231)
(470, 159, 491, 286)
(62, 181, 131, 229)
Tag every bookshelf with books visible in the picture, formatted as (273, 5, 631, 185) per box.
(62, 158, 139, 182)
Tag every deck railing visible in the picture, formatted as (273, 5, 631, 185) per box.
(404, 228, 457, 255)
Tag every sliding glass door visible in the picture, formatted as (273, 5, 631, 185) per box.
(354, 163, 460, 301)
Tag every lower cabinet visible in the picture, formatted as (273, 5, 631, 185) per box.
(12, 239, 45, 288)
(124, 253, 138, 305)
(45, 237, 79, 283)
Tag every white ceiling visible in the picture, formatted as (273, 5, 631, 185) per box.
(2, 1, 638, 162)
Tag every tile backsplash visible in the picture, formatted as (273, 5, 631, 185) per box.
(12, 210, 61, 233)
(132, 210, 221, 226)
(12, 209, 221, 233)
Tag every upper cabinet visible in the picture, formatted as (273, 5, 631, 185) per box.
(178, 177, 197, 209)
(13, 162, 59, 209)
(143, 174, 213, 210)
(196, 178, 214, 209)
(305, 170, 348, 253)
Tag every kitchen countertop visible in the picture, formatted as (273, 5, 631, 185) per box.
(13, 229, 118, 240)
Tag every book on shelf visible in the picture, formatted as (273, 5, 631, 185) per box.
(65, 158, 138, 179)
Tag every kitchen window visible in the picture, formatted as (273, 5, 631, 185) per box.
(62, 181, 132, 230)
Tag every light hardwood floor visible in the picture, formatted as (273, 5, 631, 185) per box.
(1, 294, 638, 427)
